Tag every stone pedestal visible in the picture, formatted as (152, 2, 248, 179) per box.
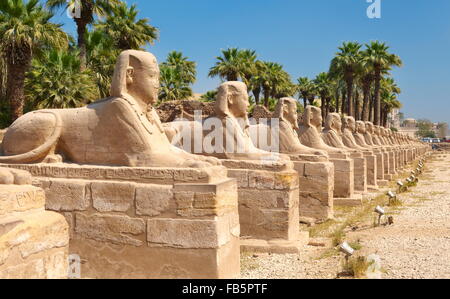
(328, 154, 363, 206)
(222, 160, 307, 253)
(362, 151, 378, 189)
(0, 185, 69, 279)
(290, 155, 334, 220)
(1, 164, 240, 279)
(350, 152, 367, 193)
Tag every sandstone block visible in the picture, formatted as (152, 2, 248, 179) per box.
(92, 181, 135, 212)
(75, 213, 145, 246)
(135, 184, 174, 216)
(147, 218, 230, 248)
(43, 179, 90, 212)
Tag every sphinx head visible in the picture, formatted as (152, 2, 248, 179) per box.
(325, 113, 342, 133)
(111, 50, 160, 105)
(302, 105, 322, 129)
(343, 116, 356, 132)
(215, 81, 249, 119)
(365, 122, 374, 134)
(356, 121, 366, 134)
(275, 97, 299, 129)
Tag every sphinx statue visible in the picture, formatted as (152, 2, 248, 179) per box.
(0, 50, 218, 168)
(250, 98, 333, 219)
(297, 106, 346, 155)
(364, 122, 380, 147)
(354, 121, 373, 149)
(271, 98, 328, 157)
(342, 117, 370, 151)
(165, 81, 287, 162)
(321, 113, 359, 153)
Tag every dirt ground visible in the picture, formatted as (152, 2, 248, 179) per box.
(241, 152, 450, 279)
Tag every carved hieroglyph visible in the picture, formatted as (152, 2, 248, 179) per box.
(0, 50, 218, 168)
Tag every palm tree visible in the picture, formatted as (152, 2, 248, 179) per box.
(329, 42, 362, 118)
(239, 49, 258, 86)
(297, 77, 312, 109)
(46, 0, 121, 70)
(260, 62, 292, 107)
(159, 65, 193, 102)
(84, 30, 118, 98)
(248, 60, 266, 105)
(200, 90, 218, 102)
(0, 0, 68, 121)
(161, 51, 196, 85)
(358, 60, 374, 121)
(208, 48, 243, 81)
(94, 2, 158, 51)
(26, 49, 98, 109)
(362, 41, 402, 125)
(314, 72, 333, 122)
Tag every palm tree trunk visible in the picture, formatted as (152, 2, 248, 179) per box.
(362, 82, 371, 121)
(325, 97, 330, 117)
(374, 69, 382, 125)
(75, 19, 88, 71)
(346, 77, 354, 117)
(355, 90, 360, 120)
(335, 97, 340, 113)
(263, 88, 270, 107)
(6, 57, 31, 121)
(341, 90, 346, 116)
(303, 97, 307, 109)
(252, 88, 261, 105)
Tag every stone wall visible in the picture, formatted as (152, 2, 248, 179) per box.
(157, 100, 216, 123)
(1, 164, 240, 279)
(0, 184, 69, 279)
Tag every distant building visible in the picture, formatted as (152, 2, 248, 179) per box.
(399, 118, 419, 138)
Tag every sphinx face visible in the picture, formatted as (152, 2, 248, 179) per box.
(310, 108, 322, 127)
(284, 101, 298, 127)
(229, 90, 250, 118)
(333, 117, 342, 132)
(129, 59, 160, 105)
(347, 118, 356, 132)
(356, 122, 366, 133)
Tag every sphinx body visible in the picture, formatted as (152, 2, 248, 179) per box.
(0, 50, 216, 168)
(342, 117, 370, 151)
(165, 81, 287, 162)
(297, 106, 346, 155)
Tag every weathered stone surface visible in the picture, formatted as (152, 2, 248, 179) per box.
(147, 218, 230, 249)
(0, 185, 45, 216)
(92, 181, 135, 213)
(0, 258, 46, 279)
(226, 169, 249, 188)
(75, 213, 145, 246)
(135, 184, 174, 216)
(16, 212, 69, 259)
(43, 179, 90, 211)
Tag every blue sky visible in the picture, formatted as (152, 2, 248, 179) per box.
(48, 0, 450, 125)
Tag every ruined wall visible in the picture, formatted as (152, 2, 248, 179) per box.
(2, 164, 240, 279)
(0, 183, 69, 279)
(157, 100, 216, 123)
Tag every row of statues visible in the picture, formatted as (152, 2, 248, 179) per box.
(0, 50, 421, 169)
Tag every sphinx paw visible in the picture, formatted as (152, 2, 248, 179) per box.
(0, 168, 32, 185)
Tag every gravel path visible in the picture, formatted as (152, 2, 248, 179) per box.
(242, 153, 450, 279)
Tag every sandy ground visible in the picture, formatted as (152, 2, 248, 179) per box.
(241, 152, 450, 279)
